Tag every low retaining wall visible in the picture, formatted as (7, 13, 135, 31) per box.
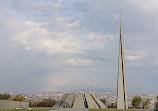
(0, 100, 29, 109)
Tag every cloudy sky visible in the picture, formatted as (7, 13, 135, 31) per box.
(0, 0, 158, 94)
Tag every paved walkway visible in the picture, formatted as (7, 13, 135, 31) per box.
(51, 108, 89, 111)
(85, 93, 99, 108)
(73, 93, 85, 108)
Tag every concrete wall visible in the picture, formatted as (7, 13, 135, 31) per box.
(0, 100, 29, 109)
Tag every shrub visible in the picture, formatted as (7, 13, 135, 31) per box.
(132, 96, 142, 109)
(13, 95, 26, 101)
(0, 93, 10, 100)
(100, 98, 106, 106)
(30, 99, 57, 107)
(37, 99, 57, 107)
(155, 96, 158, 111)
(107, 103, 116, 108)
(142, 98, 150, 109)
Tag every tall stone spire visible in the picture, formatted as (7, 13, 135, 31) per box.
(117, 11, 128, 109)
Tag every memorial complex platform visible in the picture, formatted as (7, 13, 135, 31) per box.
(53, 93, 107, 109)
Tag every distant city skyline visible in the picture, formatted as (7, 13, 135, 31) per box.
(0, 0, 158, 94)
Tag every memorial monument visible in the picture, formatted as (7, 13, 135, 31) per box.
(117, 12, 128, 109)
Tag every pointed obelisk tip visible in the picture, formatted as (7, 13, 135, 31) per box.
(120, 7, 123, 23)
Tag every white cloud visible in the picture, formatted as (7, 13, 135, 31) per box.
(56, 16, 80, 29)
(66, 58, 93, 66)
(1, 0, 114, 56)
(11, 20, 85, 55)
(113, 15, 119, 20)
(10, 19, 114, 55)
(87, 32, 114, 41)
(87, 32, 114, 49)
(126, 55, 142, 61)
(125, 50, 147, 62)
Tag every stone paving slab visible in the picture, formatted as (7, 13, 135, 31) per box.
(51, 108, 89, 111)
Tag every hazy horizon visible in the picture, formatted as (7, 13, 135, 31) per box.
(1, 88, 157, 95)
